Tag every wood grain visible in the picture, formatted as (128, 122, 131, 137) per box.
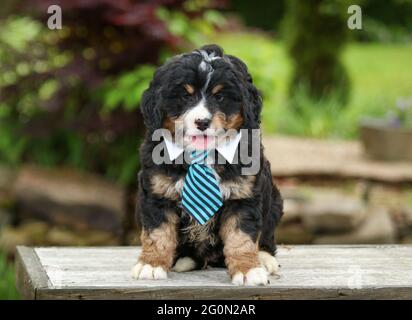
(16, 245, 412, 299)
(15, 246, 51, 299)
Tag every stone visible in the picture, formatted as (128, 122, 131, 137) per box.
(389, 206, 412, 238)
(12, 165, 126, 234)
(282, 198, 304, 224)
(0, 165, 16, 208)
(276, 222, 314, 244)
(368, 185, 412, 209)
(402, 235, 412, 244)
(0, 222, 49, 255)
(401, 207, 412, 226)
(302, 194, 367, 232)
(0, 208, 11, 229)
(0, 165, 16, 190)
(47, 227, 118, 246)
(263, 135, 412, 183)
(314, 207, 396, 244)
(0, 222, 119, 255)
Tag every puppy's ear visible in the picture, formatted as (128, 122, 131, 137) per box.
(227, 55, 262, 129)
(140, 84, 162, 131)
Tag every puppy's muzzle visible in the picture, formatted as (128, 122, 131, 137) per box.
(195, 118, 211, 131)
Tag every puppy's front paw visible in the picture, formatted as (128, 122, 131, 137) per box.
(131, 262, 167, 280)
(231, 267, 269, 286)
(258, 251, 279, 275)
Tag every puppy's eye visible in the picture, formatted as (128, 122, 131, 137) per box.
(214, 93, 224, 102)
(181, 92, 192, 102)
(181, 84, 194, 101)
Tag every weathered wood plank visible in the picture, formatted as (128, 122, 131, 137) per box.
(15, 246, 51, 299)
(16, 245, 412, 300)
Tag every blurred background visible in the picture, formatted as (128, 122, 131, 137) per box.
(1, 0, 412, 299)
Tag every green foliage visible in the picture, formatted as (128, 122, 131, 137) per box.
(102, 65, 156, 113)
(0, 15, 144, 185)
(0, 252, 19, 300)
(0, 15, 41, 51)
(0, 16, 50, 166)
(212, 32, 412, 139)
(271, 89, 390, 139)
(157, 6, 226, 47)
(0, 2, 225, 187)
(231, 0, 412, 43)
(358, 0, 412, 43)
(230, 0, 285, 31)
(283, 0, 351, 104)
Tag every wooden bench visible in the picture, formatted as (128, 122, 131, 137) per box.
(15, 245, 412, 300)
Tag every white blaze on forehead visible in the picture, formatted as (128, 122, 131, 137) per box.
(202, 69, 214, 93)
(182, 49, 222, 131)
(183, 98, 211, 129)
(195, 49, 221, 63)
(199, 60, 208, 72)
(194, 49, 221, 93)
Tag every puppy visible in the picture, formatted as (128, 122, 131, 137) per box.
(132, 44, 283, 285)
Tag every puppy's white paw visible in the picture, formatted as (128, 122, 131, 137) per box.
(258, 251, 279, 275)
(231, 267, 269, 286)
(231, 272, 245, 285)
(131, 262, 167, 280)
(172, 257, 196, 272)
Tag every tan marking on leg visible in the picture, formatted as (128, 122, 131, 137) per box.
(151, 174, 183, 200)
(138, 212, 178, 270)
(220, 215, 259, 276)
(220, 176, 256, 200)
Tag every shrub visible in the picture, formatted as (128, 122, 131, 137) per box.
(358, 0, 412, 43)
(283, 0, 351, 105)
(0, 0, 225, 186)
(230, 0, 285, 31)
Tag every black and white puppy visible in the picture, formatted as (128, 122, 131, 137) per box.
(132, 44, 283, 285)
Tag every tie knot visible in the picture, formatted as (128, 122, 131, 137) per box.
(190, 150, 209, 164)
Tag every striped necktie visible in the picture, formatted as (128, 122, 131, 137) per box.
(181, 150, 223, 225)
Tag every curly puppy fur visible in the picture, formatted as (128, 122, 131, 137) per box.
(135, 44, 283, 283)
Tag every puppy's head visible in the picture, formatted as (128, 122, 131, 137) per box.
(140, 44, 262, 150)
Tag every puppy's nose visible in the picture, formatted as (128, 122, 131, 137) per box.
(195, 118, 211, 131)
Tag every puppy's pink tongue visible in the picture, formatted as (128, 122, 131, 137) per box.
(192, 135, 209, 149)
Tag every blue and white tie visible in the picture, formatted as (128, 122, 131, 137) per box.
(181, 150, 223, 225)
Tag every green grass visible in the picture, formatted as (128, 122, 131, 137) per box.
(209, 32, 412, 138)
(0, 251, 19, 300)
